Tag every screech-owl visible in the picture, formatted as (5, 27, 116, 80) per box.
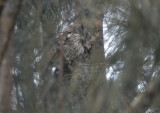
(49, 24, 95, 67)
(57, 32, 84, 62)
(48, 24, 96, 94)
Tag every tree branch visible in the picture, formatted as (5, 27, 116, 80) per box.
(0, 0, 21, 113)
(0, 0, 21, 65)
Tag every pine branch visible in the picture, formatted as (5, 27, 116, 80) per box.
(0, 0, 21, 113)
(0, 0, 21, 65)
(125, 74, 160, 113)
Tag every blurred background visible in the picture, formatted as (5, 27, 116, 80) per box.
(1, 0, 160, 113)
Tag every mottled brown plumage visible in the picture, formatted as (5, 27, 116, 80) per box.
(47, 24, 97, 98)
(48, 24, 96, 67)
(59, 33, 84, 61)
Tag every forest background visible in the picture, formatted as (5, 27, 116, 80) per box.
(0, 0, 160, 113)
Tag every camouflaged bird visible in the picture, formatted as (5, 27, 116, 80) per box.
(48, 24, 97, 98)
(57, 32, 84, 61)
(48, 24, 96, 66)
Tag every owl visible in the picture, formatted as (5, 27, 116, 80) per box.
(57, 31, 84, 62)
(50, 23, 95, 66)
